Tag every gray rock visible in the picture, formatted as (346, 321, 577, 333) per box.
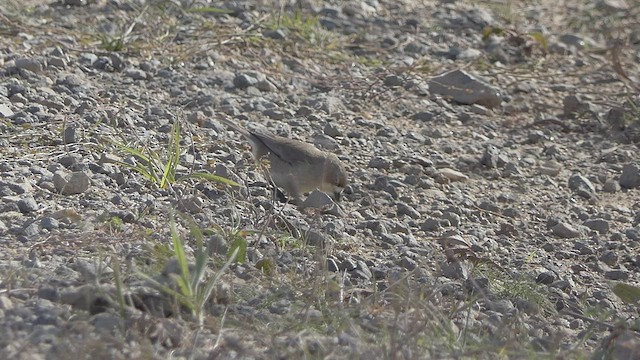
(441, 211, 461, 227)
(437, 168, 468, 182)
(383, 75, 404, 87)
(264, 28, 288, 40)
(380, 233, 403, 246)
(179, 196, 203, 214)
(302, 228, 326, 247)
(583, 218, 609, 234)
(63, 125, 76, 144)
(597, 0, 630, 11)
(323, 122, 343, 137)
(625, 228, 640, 241)
(604, 270, 629, 280)
(125, 68, 147, 80)
(256, 80, 276, 92)
(326, 258, 339, 272)
(603, 179, 620, 193)
(411, 111, 435, 121)
(303, 94, 344, 114)
(300, 190, 345, 217)
(420, 218, 441, 232)
(535, 271, 555, 284)
(53, 171, 91, 195)
(15, 57, 44, 73)
(368, 156, 392, 169)
(485, 299, 515, 315)
(0, 104, 14, 117)
(428, 70, 502, 108)
(313, 134, 339, 150)
(90, 312, 123, 336)
(40, 217, 59, 230)
(17, 197, 38, 213)
(396, 202, 420, 219)
(22, 222, 39, 237)
(563, 95, 588, 115)
(558, 34, 587, 50)
(480, 145, 501, 168)
(599, 251, 618, 266)
(620, 163, 640, 189)
(440, 261, 468, 280)
(398, 256, 418, 270)
(568, 173, 596, 199)
(551, 222, 582, 238)
(233, 73, 258, 89)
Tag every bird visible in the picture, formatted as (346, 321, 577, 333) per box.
(217, 116, 348, 202)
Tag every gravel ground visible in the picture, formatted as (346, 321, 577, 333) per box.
(1, 0, 640, 359)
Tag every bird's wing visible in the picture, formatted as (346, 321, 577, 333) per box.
(249, 131, 322, 165)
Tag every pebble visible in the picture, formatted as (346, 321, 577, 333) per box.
(619, 163, 640, 189)
(567, 173, 596, 199)
(583, 218, 609, 234)
(52, 171, 91, 195)
(551, 222, 582, 238)
(428, 70, 502, 108)
(17, 197, 38, 213)
(0, 2, 635, 358)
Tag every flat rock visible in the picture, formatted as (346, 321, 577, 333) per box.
(428, 70, 502, 108)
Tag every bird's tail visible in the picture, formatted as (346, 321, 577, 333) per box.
(216, 114, 251, 139)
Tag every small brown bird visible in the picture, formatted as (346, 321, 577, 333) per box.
(217, 116, 348, 201)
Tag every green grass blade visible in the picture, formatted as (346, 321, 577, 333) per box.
(187, 7, 233, 14)
(171, 218, 192, 297)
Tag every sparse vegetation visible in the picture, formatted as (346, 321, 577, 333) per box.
(1, 0, 639, 358)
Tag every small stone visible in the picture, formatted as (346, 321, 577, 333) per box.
(551, 222, 581, 238)
(620, 163, 640, 189)
(437, 168, 468, 182)
(599, 251, 618, 266)
(603, 179, 620, 193)
(300, 191, 340, 216)
(262, 25, 289, 39)
(368, 156, 392, 169)
(411, 111, 435, 121)
(15, 57, 43, 73)
(480, 145, 501, 168)
(40, 217, 59, 230)
(0, 295, 14, 310)
(17, 197, 38, 213)
(568, 173, 596, 199)
(53, 171, 91, 195)
(63, 126, 76, 143)
(0, 104, 14, 117)
(428, 69, 502, 108)
(396, 202, 420, 219)
(233, 73, 258, 89)
(383, 75, 404, 87)
(179, 196, 203, 213)
(125, 68, 147, 80)
(420, 218, 441, 232)
(604, 270, 629, 280)
(91, 312, 122, 336)
(583, 218, 609, 234)
(323, 122, 343, 137)
(440, 261, 468, 280)
(99, 153, 123, 164)
(22, 222, 39, 237)
(256, 80, 276, 92)
(536, 271, 556, 284)
(563, 94, 587, 115)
